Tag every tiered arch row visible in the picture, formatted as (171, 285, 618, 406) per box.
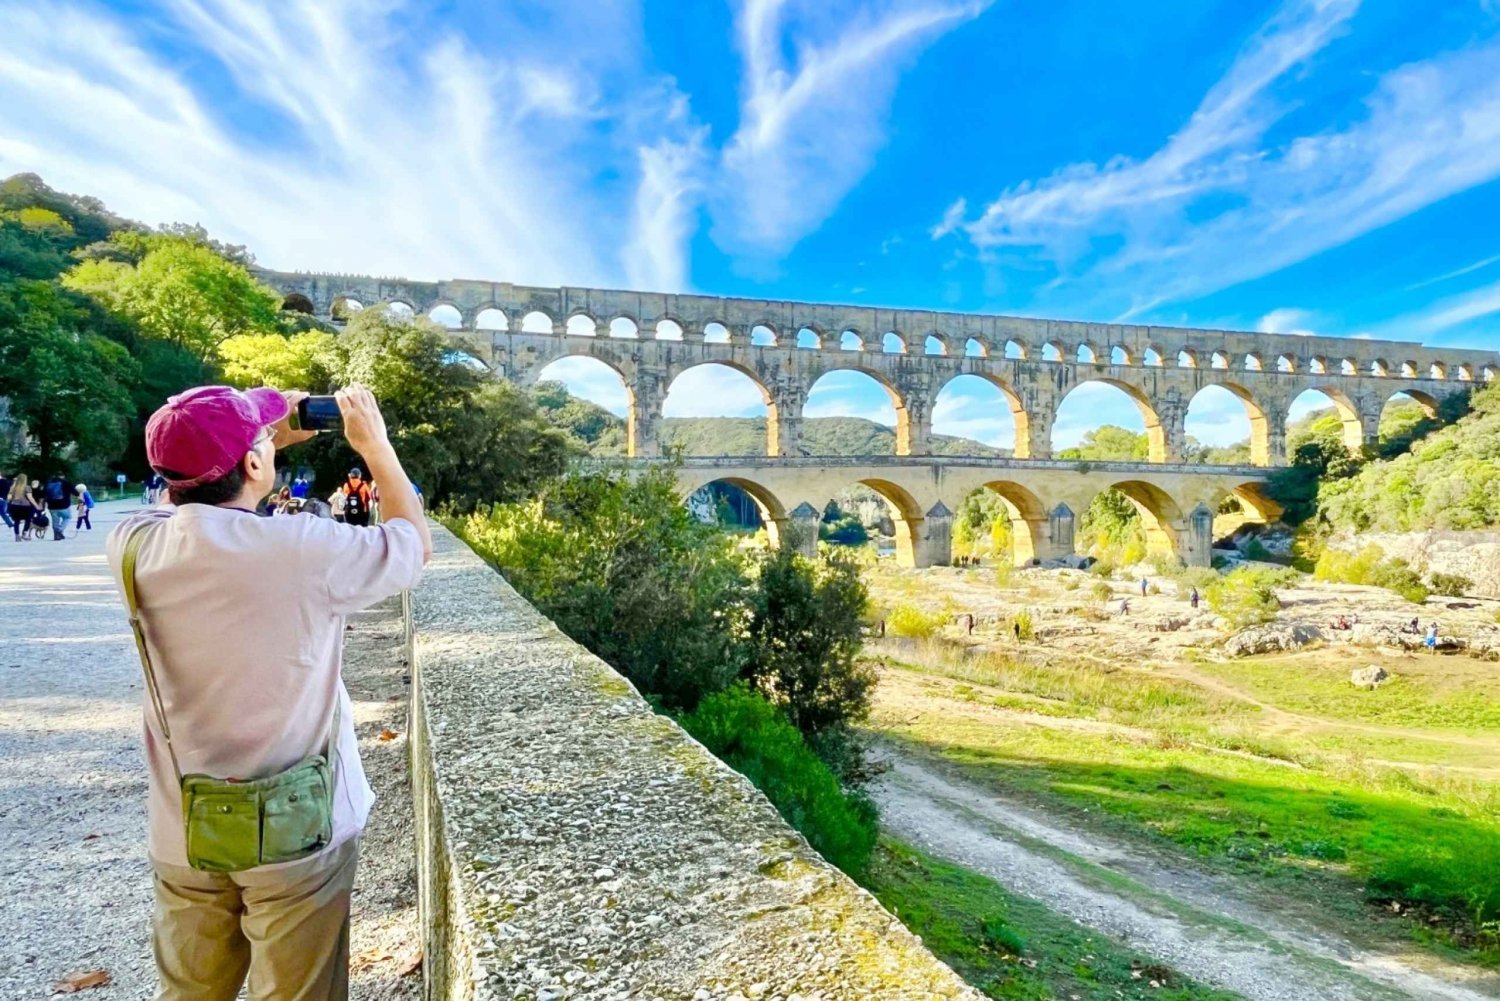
(260, 269, 1498, 467)
(667, 458, 1272, 568)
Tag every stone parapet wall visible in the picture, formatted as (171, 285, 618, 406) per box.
(1327, 529, 1500, 598)
(407, 523, 983, 1000)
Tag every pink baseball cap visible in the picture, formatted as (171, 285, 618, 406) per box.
(146, 386, 290, 488)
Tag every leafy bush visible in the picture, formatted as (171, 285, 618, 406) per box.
(1090, 582, 1114, 602)
(740, 544, 875, 771)
(1011, 608, 1035, 641)
(1428, 572, 1473, 597)
(887, 603, 950, 639)
(819, 501, 869, 546)
(1316, 545, 1430, 603)
(678, 686, 878, 875)
(980, 914, 1027, 957)
(1205, 566, 1281, 628)
(456, 467, 747, 709)
(1371, 560, 1430, 605)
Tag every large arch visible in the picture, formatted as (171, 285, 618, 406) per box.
(859, 478, 925, 567)
(982, 480, 1048, 566)
(694, 477, 789, 550)
(533, 355, 640, 456)
(1288, 387, 1363, 452)
(1186, 383, 1269, 466)
(661, 361, 779, 457)
(933, 373, 1030, 456)
(1109, 480, 1183, 558)
(805, 368, 911, 454)
(1054, 379, 1168, 462)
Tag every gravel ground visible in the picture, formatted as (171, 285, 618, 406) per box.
(0, 501, 420, 1000)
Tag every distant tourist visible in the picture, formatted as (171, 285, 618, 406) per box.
(106, 384, 429, 1000)
(74, 484, 95, 532)
(1425, 622, 1439, 654)
(340, 467, 374, 527)
(1013, 621, 1022, 642)
(0, 471, 12, 532)
(44, 473, 72, 540)
(327, 487, 346, 522)
(7, 473, 36, 541)
(1140, 577, 1149, 597)
(1189, 587, 1200, 610)
(290, 474, 310, 499)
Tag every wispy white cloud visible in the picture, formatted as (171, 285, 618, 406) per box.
(715, 0, 989, 261)
(662, 366, 769, 417)
(1395, 278, 1500, 336)
(1403, 253, 1500, 292)
(0, 0, 695, 288)
(948, 0, 1500, 317)
(536, 357, 631, 415)
(930, 198, 967, 239)
(1257, 307, 1318, 336)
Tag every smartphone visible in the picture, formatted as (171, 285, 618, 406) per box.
(295, 396, 342, 431)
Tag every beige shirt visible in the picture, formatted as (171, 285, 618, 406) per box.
(107, 503, 425, 870)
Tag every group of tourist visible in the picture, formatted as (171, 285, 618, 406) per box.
(2, 471, 94, 540)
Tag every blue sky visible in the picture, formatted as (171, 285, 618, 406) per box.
(2, 0, 1499, 448)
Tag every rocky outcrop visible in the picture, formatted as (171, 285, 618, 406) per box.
(1224, 621, 1325, 657)
(1325, 530, 1500, 599)
(1350, 665, 1391, 689)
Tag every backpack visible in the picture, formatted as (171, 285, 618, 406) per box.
(45, 480, 66, 504)
(343, 483, 367, 516)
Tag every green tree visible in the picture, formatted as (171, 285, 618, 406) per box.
(1058, 425, 1148, 461)
(0, 279, 136, 469)
(219, 331, 339, 390)
(62, 231, 284, 358)
(740, 545, 874, 776)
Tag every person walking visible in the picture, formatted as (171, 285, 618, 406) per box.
(290, 474, 310, 500)
(339, 468, 373, 528)
(7, 474, 35, 541)
(74, 483, 95, 531)
(1140, 576, 1149, 597)
(0, 472, 12, 533)
(44, 474, 72, 539)
(107, 383, 430, 1001)
(1189, 586, 1200, 610)
(1425, 621, 1439, 654)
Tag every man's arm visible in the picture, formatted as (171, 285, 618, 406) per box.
(336, 384, 433, 563)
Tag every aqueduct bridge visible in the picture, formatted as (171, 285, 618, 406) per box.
(258, 269, 1499, 567)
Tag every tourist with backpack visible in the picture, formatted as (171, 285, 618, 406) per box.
(340, 468, 373, 527)
(44, 474, 71, 540)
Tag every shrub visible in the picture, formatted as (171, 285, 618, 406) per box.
(1317, 545, 1430, 603)
(888, 603, 950, 639)
(1091, 582, 1114, 602)
(1371, 560, 1430, 604)
(1012, 608, 1035, 641)
(980, 914, 1026, 957)
(1090, 559, 1116, 579)
(1428, 572, 1473, 597)
(679, 686, 878, 875)
(1205, 566, 1281, 628)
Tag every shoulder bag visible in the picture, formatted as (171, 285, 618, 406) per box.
(122, 525, 338, 872)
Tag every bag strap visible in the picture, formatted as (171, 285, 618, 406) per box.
(122, 524, 184, 788)
(123, 523, 342, 789)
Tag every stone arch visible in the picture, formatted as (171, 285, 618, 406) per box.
(281, 292, 315, 315)
(1309, 356, 1328, 375)
(696, 477, 790, 549)
(839, 330, 865, 352)
(428, 303, 462, 329)
(1458, 363, 1474, 382)
(1244, 353, 1264, 372)
(1293, 387, 1364, 451)
(608, 316, 639, 339)
(656, 319, 685, 341)
(1484, 364, 1498, 383)
(1210, 351, 1230, 370)
(521, 310, 555, 333)
(1396, 388, 1440, 418)
(1143, 345, 1165, 367)
(1110, 345, 1131, 366)
(923, 334, 947, 356)
(330, 296, 364, 321)
(1042, 341, 1064, 362)
(1108, 480, 1184, 558)
(882, 332, 907, 354)
(936, 372, 1033, 458)
(982, 480, 1048, 566)
(382, 300, 416, 320)
(705, 321, 731, 344)
(859, 478, 924, 567)
(1077, 342, 1100, 364)
(1369, 358, 1389, 378)
(806, 367, 913, 454)
(1004, 340, 1026, 360)
(1276, 353, 1296, 373)
(565, 310, 598, 336)
(532, 353, 643, 455)
(1226, 482, 1281, 524)
(1189, 382, 1272, 466)
(796, 326, 822, 350)
(475, 307, 508, 330)
(1429, 361, 1448, 381)
(1339, 358, 1357, 376)
(1177, 348, 1198, 369)
(966, 337, 988, 358)
(750, 324, 778, 347)
(1400, 360, 1418, 378)
(663, 361, 780, 458)
(1055, 379, 1169, 463)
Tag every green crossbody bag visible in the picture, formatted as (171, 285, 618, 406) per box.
(122, 526, 338, 873)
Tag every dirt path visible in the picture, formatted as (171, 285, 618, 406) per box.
(872, 747, 1500, 1001)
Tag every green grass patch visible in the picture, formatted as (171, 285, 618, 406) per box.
(861, 839, 1243, 1000)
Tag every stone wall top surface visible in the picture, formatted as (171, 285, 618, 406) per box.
(410, 523, 983, 1000)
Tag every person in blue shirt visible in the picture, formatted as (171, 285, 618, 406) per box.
(75, 483, 96, 532)
(290, 475, 310, 500)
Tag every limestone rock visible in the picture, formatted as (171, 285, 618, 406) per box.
(1223, 622, 1324, 657)
(1350, 665, 1391, 689)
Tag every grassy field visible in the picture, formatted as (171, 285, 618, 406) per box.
(869, 640, 1500, 966)
(861, 839, 1244, 1001)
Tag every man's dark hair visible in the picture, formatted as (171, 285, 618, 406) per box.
(159, 467, 246, 507)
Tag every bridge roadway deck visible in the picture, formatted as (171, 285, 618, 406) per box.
(591, 455, 1274, 568)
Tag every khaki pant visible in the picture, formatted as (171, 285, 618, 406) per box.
(151, 839, 359, 1001)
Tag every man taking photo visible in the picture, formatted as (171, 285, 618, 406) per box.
(107, 383, 431, 1001)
